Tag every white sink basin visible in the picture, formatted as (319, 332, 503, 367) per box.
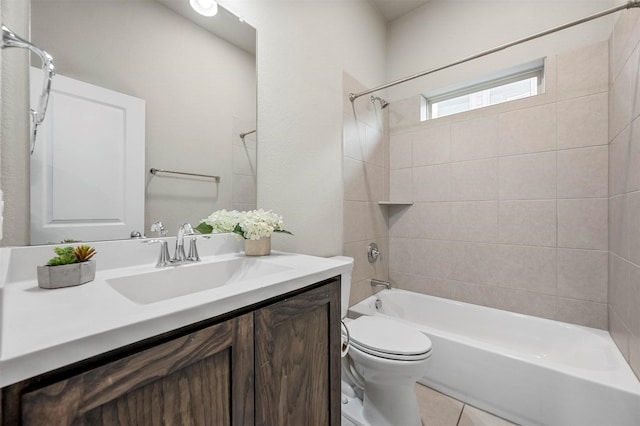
(107, 257, 292, 304)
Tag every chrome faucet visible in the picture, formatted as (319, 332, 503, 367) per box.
(173, 223, 195, 263)
(371, 279, 391, 290)
(144, 222, 202, 267)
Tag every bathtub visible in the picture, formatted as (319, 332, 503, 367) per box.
(349, 289, 640, 426)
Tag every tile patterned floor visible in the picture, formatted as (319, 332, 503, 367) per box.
(415, 384, 517, 426)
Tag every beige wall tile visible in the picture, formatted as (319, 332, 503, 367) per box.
(496, 287, 557, 320)
(498, 200, 556, 247)
(451, 201, 498, 243)
(609, 253, 631, 326)
(413, 164, 450, 202)
(390, 271, 453, 299)
(450, 242, 499, 286)
(390, 132, 412, 169)
(499, 152, 556, 200)
(610, 51, 632, 141)
(449, 281, 499, 309)
(389, 237, 412, 273)
(364, 163, 385, 202)
(557, 146, 608, 199)
(352, 97, 376, 131)
(627, 118, 640, 192)
(390, 168, 412, 202)
(365, 124, 384, 167)
(343, 241, 369, 284)
(557, 93, 608, 150)
(388, 95, 421, 131)
(557, 248, 607, 303)
(412, 239, 452, 279)
(609, 126, 630, 197)
(344, 157, 367, 201)
(498, 103, 556, 156)
(558, 198, 608, 250)
(498, 245, 556, 295)
(609, 194, 629, 258)
(349, 277, 376, 306)
(631, 47, 640, 123)
(557, 40, 608, 100)
(629, 192, 640, 265)
(412, 123, 451, 166)
(610, 9, 640, 79)
(343, 201, 367, 243)
(344, 239, 388, 288)
(451, 115, 498, 161)
(375, 237, 390, 279)
(630, 332, 640, 381)
(627, 264, 640, 337)
(343, 113, 365, 161)
(389, 205, 413, 238)
(413, 202, 451, 240)
(610, 306, 631, 361)
(366, 202, 388, 239)
(556, 298, 607, 329)
(451, 159, 498, 201)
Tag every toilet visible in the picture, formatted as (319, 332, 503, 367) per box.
(335, 257, 432, 426)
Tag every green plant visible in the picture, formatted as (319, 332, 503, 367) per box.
(74, 245, 96, 262)
(46, 245, 97, 266)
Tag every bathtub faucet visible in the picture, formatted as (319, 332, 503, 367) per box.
(371, 279, 391, 290)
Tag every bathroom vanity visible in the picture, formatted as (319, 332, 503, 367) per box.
(0, 236, 349, 425)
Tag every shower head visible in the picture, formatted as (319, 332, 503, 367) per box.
(370, 95, 389, 109)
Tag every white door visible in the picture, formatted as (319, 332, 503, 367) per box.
(30, 68, 145, 245)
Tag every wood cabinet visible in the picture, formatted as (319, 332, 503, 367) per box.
(2, 277, 340, 426)
(255, 280, 341, 426)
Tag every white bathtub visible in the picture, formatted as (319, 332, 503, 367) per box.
(349, 289, 640, 426)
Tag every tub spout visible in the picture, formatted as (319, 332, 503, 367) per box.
(371, 279, 391, 290)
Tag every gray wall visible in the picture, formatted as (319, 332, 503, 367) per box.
(0, 0, 30, 246)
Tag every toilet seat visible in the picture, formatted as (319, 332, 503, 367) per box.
(348, 316, 432, 361)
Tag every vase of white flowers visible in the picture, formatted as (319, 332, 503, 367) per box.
(244, 236, 272, 256)
(196, 209, 292, 256)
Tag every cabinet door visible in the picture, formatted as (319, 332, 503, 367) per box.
(18, 314, 253, 426)
(254, 279, 341, 426)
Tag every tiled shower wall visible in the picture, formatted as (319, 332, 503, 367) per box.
(387, 41, 610, 329)
(608, 8, 640, 377)
(343, 72, 390, 305)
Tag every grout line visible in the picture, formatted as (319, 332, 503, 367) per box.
(456, 404, 465, 426)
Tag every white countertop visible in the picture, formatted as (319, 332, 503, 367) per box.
(0, 236, 352, 387)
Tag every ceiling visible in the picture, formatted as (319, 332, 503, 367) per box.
(370, 0, 432, 21)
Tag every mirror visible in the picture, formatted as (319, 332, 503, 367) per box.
(27, 0, 256, 244)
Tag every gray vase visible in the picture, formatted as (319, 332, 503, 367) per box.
(37, 260, 96, 289)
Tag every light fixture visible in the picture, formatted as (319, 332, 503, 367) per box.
(190, 0, 218, 17)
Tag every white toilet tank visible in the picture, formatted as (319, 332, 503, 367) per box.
(330, 256, 353, 318)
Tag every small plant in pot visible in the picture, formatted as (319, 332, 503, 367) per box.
(37, 245, 97, 289)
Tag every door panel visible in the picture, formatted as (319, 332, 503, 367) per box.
(30, 68, 145, 244)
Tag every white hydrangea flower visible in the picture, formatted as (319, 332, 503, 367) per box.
(237, 209, 286, 240)
(202, 209, 242, 233)
(199, 208, 289, 240)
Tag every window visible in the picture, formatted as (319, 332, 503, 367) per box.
(422, 63, 544, 120)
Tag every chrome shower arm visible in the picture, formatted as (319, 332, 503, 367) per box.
(2, 24, 55, 153)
